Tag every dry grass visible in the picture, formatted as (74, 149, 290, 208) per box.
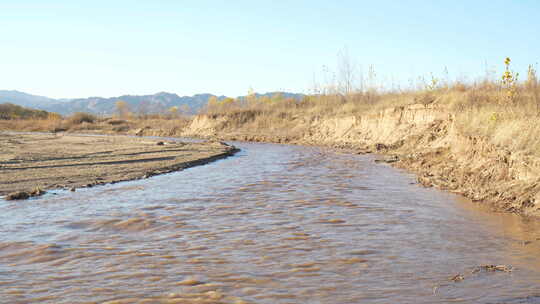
(438, 86, 540, 154)
(0, 112, 191, 137)
(201, 74, 540, 155)
(0, 118, 62, 132)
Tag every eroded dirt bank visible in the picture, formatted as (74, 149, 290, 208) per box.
(0, 133, 238, 198)
(178, 104, 540, 217)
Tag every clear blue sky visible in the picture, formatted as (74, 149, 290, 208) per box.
(1, 0, 539, 98)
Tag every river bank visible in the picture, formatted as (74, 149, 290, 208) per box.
(176, 104, 540, 217)
(0, 133, 238, 199)
(2, 101, 539, 217)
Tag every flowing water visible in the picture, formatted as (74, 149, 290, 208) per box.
(2, 141, 540, 304)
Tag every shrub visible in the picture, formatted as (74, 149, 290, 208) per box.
(0, 103, 50, 120)
(107, 119, 127, 125)
(67, 112, 97, 125)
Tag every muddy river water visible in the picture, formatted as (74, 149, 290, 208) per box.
(2, 141, 540, 303)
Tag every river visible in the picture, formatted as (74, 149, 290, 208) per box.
(1, 141, 540, 303)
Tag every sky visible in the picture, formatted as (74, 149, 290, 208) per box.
(1, 0, 539, 98)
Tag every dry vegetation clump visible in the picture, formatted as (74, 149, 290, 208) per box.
(61, 112, 97, 131)
(66, 112, 97, 124)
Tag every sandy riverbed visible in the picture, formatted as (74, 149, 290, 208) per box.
(0, 133, 238, 197)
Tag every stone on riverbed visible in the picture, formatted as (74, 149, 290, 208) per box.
(6, 191, 30, 200)
(5, 187, 47, 200)
(374, 155, 399, 164)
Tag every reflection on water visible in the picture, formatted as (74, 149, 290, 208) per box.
(1, 142, 540, 303)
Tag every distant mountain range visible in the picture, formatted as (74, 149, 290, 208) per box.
(0, 90, 304, 116)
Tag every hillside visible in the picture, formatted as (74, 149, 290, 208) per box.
(0, 90, 63, 108)
(0, 103, 52, 120)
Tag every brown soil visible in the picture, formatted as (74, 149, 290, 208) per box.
(0, 133, 238, 198)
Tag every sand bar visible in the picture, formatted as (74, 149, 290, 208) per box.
(0, 132, 238, 197)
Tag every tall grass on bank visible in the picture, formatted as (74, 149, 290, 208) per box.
(201, 58, 540, 154)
